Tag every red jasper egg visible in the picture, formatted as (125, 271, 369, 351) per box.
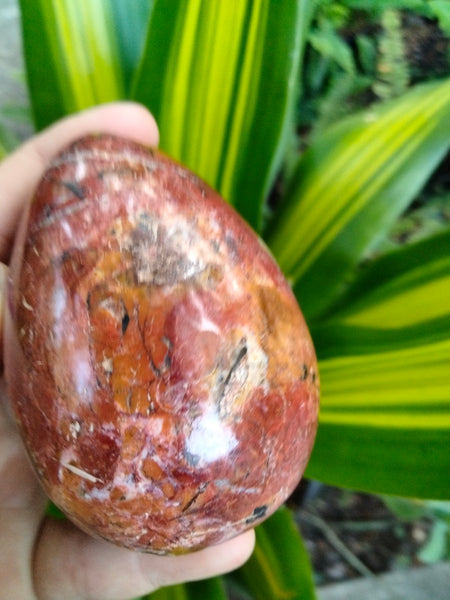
(5, 134, 319, 554)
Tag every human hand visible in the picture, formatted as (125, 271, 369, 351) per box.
(0, 103, 255, 600)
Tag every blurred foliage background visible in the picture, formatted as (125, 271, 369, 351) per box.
(1, 0, 449, 598)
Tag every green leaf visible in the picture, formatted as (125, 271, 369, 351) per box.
(0, 140, 6, 160)
(343, 0, 427, 14)
(430, 1, 450, 33)
(312, 230, 450, 356)
(109, 0, 154, 90)
(317, 337, 450, 428)
(418, 519, 449, 563)
(0, 110, 22, 154)
(307, 422, 450, 499)
(132, 0, 316, 231)
(142, 577, 226, 600)
(426, 500, 450, 523)
(20, 0, 127, 129)
(46, 501, 66, 520)
(267, 79, 450, 321)
(309, 20, 356, 74)
(306, 229, 450, 499)
(233, 507, 316, 600)
(372, 7, 409, 101)
(382, 496, 429, 522)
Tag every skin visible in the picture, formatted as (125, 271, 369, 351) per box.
(0, 103, 255, 600)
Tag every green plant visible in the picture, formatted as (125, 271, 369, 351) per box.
(7, 0, 450, 597)
(372, 8, 410, 100)
(382, 496, 450, 564)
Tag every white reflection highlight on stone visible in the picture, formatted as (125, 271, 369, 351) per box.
(186, 407, 238, 465)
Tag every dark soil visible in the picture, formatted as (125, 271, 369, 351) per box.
(290, 481, 433, 586)
(402, 13, 450, 83)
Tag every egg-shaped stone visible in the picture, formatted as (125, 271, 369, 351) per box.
(5, 134, 319, 554)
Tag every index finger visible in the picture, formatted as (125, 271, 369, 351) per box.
(0, 102, 159, 263)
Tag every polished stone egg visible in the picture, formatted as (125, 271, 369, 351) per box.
(5, 134, 319, 554)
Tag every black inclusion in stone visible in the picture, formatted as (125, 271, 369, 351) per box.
(121, 310, 130, 334)
(246, 504, 268, 524)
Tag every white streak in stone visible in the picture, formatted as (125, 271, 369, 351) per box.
(22, 297, 33, 311)
(61, 219, 74, 241)
(63, 463, 100, 483)
(189, 293, 221, 334)
(74, 156, 87, 180)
